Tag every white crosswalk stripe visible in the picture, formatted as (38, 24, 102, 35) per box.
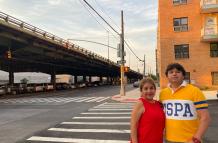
(81, 112, 131, 115)
(48, 128, 130, 133)
(61, 122, 130, 125)
(73, 116, 131, 119)
(0, 97, 110, 104)
(26, 102, 134, 143)
(27, 136, 129, 143)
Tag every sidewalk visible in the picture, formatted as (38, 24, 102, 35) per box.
(111, 88, 218, 102)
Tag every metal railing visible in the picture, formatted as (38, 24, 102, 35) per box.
(0, 11, 117, 65)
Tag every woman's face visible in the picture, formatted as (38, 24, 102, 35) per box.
(141, 83, 156, 100)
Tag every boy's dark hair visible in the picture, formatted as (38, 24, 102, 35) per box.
(165, 63, 186, 76)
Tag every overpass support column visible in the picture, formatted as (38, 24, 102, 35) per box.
(51, 70, 56, 90)
(89, 76, 91, 83)
(100, 76, 102, 84)
(74, 76, 77, 85)
(107, 77, 110, 85)
(83, 76, 86, 83)
(9, 68, 14, 86)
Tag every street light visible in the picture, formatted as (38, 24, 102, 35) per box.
(67, 39, 116, 50)
(67, 38, 117, 63)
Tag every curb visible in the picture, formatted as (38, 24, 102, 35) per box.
(111, 95, 138, 103)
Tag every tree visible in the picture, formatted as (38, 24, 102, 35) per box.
(148, 74, 157, 81)
(20, 78, 28, 84)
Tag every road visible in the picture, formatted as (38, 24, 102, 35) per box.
(0, 85, 218, 143)
(0, 85, 134, 143)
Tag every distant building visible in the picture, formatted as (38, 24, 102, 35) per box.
(0, 72, 50, 84)
(157, 0, 218, 89)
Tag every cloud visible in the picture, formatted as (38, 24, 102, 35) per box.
(48, 0, 61, 5)
(126, 25, 156, 35)
(0, 0, 158, 74)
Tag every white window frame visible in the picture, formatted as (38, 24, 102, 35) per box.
(173, 0, 187, 5)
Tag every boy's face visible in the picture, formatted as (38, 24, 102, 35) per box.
(167, 68, 184, 84)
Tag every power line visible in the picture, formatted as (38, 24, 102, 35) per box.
(93, 1, 143, 62)
(82, 0, 120, 35)
(81, 0, 143, 62)
(124, 40, 142, 61)
(78, 0, 119, 45)
(78, 0, 109, 32)
(94, 0, 120, 31)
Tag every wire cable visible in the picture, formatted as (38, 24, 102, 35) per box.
(94, 0, 120, 31)
(78, 0, 109, 32)
(82, 0, 120, 35)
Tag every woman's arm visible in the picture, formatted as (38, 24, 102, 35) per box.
(130, 101, 144, 143)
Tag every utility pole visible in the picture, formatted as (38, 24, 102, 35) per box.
(107, 31, 109, 61)
(120, 10, 125, 96)
(143, 54, 145, 77)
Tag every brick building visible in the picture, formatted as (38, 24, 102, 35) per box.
(157, 0, 218, 89)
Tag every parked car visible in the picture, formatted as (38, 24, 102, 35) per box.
(34, 83, 45, 92)
(45, 84, 54, 91)
(0, 86, 6, 95)
(133, 80, 140, 88)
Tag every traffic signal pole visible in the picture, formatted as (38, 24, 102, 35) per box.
(120, 11, 125, 96)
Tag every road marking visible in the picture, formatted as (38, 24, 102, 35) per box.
(0, 97, 111, 104)
(81, 112, 131, 115)
(73, 116, 130, 119)
(102, 103, 135, 105)
(61, 122, 129, 125)
(48, 128, 130, 133)
(27, 136, 129, 143)
(89, 108, 132, 111)
(75, 97, 96, 102)
(86, 97, 105, 102)
(72, 97, 88, 102)
(96, 97, 110, 102)
(93, 106, 133, 109)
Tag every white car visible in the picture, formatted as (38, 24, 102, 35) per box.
(0, 86, 6, 95)
(133, 81, 140, 87)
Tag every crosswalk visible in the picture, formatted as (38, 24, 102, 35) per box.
(0, 97, 110, 104)
(26, 102, 135, 143)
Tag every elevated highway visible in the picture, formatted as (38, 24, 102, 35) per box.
(0, 11, 142, 86)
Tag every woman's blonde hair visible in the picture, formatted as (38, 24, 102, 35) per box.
(139, 77, 156, 92)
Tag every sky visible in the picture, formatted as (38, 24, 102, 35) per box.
(0, 0, 158, 76)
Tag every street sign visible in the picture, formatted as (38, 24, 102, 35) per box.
(117, 60, 126, 65)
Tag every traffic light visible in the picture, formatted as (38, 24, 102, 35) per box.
(120, 66, 130, 73)
(6, 50, 12, 59)
(124, 66, 130, 72)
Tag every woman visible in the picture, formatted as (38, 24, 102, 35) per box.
(130, 78, 165, 143)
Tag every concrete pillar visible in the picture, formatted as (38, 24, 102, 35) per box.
(100, 76, 103, 83)
(74, 76, 77, 84)
(83, 76, 86, 82)
(89, 76, 91, 83)
(107, 77, 110, 85)
(9, 69, 14, 86)
(51, 70, 56, 89)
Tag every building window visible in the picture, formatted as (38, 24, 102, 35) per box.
(210, 43, 218, 57)
(212, 72, 218, 85)
(174, 44, 189, 59)
(174, 17, 188, 32)
(173, 0, 187, 5)
(185, 72, 190, 83)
